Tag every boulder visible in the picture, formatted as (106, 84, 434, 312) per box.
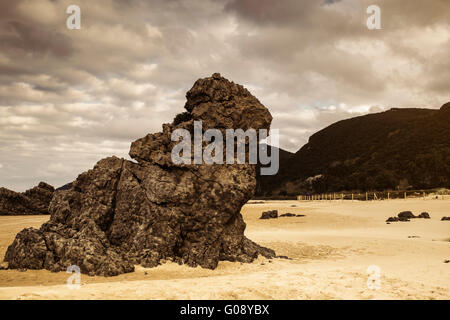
(260, 210, 278, 219)
(386, 217, 399, 222)
(3, 74, 276, 276)
(398, 211, 416, 219)
(417, 212, 430, 219)
(441, 217, 450, 221)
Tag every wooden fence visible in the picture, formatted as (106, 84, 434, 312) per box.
(297, 190, 448, 201)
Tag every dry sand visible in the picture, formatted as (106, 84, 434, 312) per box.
(0, 198, 448, 300)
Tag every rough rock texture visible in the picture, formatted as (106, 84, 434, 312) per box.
(260, 210, 278, 219)
(3, 73, 276, 276)
(0, 182, 55, 215)
(398, 211, 415, 219)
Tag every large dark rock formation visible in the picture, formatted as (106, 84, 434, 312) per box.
(0, 182, 55, 215)
(3, 73, 276, 276)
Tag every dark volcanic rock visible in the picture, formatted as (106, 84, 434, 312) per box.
(3, 74, 276, 276)
(417, 212, 430, 219)
(386, 211, 427, 223)
(441, 217, 450, 221)
(386, 215, 410, 222)
(260, 210, 278, 219)
(398, 211, 416, 219)
(279, 213, 296, 217)
(0, 182, 54, 215)
(386, 217, 399, 222)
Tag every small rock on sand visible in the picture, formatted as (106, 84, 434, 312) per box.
(418, 212, 430, 219)
(279, 213, 296, 217)
(398, 211, 416, 219)
(260, 210, 278, 219)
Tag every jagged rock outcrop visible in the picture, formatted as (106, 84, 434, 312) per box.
(0, 182, 55, 215)
(3, 73, 276, 276)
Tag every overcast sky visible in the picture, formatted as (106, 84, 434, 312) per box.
(0, 0, 449, 191)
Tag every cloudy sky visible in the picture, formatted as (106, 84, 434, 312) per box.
(0, 0, 449, 191)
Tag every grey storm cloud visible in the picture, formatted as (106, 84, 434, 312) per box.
(0, 0, 449, 191)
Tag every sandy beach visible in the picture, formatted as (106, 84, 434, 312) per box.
(0, 198, 448, 300)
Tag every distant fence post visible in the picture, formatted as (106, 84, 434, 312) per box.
(388, 192, 390, 200)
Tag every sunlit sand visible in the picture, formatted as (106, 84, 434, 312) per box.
(0, 198, 449, 300)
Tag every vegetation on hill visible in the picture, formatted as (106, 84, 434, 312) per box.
(257, 103, 450, 197)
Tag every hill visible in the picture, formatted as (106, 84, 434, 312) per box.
(257, 102, 450, 197)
